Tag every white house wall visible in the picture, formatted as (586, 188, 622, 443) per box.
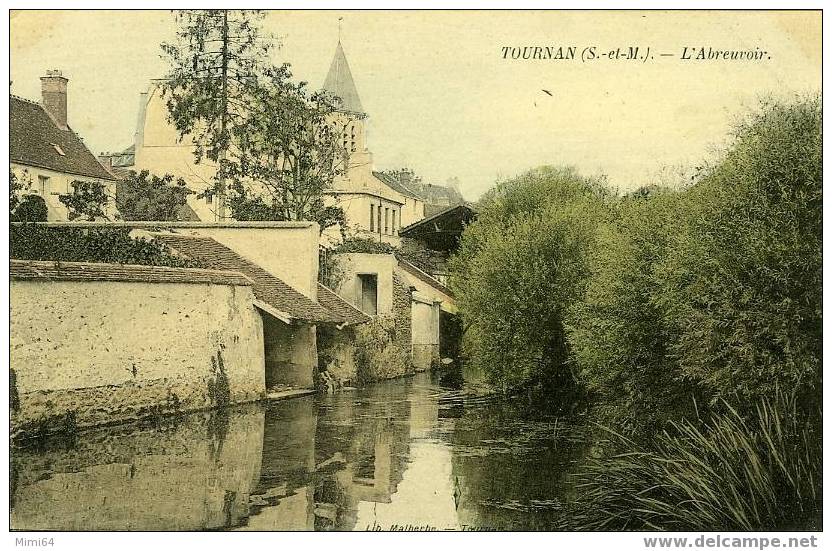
(11, 163, 116, 221)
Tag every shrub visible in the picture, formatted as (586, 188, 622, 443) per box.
(10, 225, 195, 268)
(332, 236, 397, 255)
(10, 195, 48, 223)
(10, 171, 48, 222)
(567, 390, 821, 531)
(655, 97, 822, 408)
(352, 316, 411, 383)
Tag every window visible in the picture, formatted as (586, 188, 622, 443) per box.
(359, 274, 378, 315)
(384, 208, 389, 234)
(370, 204, 375, 232)
(38, 175, 49, 195)
(205, 192, 213, 204)
(377, 205, 382, 234)
(392, 210, 397, 234)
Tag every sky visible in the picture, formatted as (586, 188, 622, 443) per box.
(10, 10, 821, 199)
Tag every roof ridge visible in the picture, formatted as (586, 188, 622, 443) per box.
(317, 282, 371, 325)
(10, 94, 41, 106)
(151, 233, 345, 324)
(396, 256, 454, 297)
(372, 171, 422, 199)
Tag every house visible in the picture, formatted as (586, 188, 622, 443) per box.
(373, 170, 426, 228)
(398, 204, 477, 360)
(10, 70, 117, 220)
(334, 251, 458, 371)
(375, 169, 466, 220)
(128, 81, 223, 222)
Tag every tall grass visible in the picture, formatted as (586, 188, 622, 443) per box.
(568, 391, 821, 531)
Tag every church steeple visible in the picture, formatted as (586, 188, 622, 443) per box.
(322, 40, 364, 115)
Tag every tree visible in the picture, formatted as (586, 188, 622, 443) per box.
(161, 9, 273, 218)
(58, 180, 111, 221)
(9, 170, 47, 222)
(223, 70, 349, 232)
(10, 170, 28, 213)
(116, 170, 194, 221)
(448, 166, 610, 394)
(566, 191, 702, 435)
(654, 96, 822, 409)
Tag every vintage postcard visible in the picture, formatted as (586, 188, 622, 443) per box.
(6, 6, 823, 547)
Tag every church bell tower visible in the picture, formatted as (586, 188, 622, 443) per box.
(322, 37, 372, 176)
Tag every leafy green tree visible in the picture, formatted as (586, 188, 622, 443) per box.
(566, 191, 702, 434)
(58, 180, 111, 221)
(116, 170, 194, 221)
(449, 166, 610, 394)
(161, 9, 273, 217)
(10, 170, 28, 213)
(654, 97, 821, 409)
(223, 69, 348, 232)
(9, 170, 47, 222)
(162, 11, 347, 231)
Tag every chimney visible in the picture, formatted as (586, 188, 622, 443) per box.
(98, 152, 112, 169)
(40, 69, 68, 130)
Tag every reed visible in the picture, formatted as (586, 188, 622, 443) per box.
(568, 391, 821, 531)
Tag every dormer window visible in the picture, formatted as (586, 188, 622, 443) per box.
(50, 143, 65, 156)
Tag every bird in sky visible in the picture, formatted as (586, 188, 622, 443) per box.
(541, 89, 554, 96)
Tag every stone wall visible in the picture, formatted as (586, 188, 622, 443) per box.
(10, 260, 266, 438)
(393, 272, 414, 355)
(317, 326, 359, 386)
(262, 314, 317, 389)
(318, 272, 413, 386)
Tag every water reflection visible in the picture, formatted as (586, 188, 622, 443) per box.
(11, 370, 589, 531)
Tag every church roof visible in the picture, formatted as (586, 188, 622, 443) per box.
(322, 42, 364, 114)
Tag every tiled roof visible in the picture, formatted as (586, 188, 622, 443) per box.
(317, 283, 371, 326)
(372, 171, 421, 199)
(10, 259, 252, 287)
(152, 233, 347, 324)
(10, 96, 116, 181)
(399, 204, 477, 236)
(396, 257, 455, 298)
(408, 181, 465, 205)
(322, 41, 364, 114)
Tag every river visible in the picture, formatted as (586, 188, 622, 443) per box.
(11, 369, 590, 531)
